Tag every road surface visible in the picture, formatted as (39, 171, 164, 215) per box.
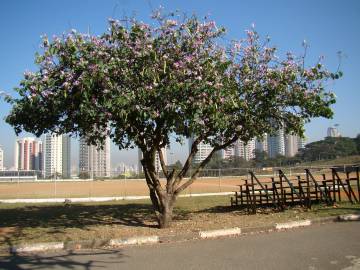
(1, 222, 359, 270)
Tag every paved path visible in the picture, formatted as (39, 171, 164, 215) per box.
(1, 222, 360, 270)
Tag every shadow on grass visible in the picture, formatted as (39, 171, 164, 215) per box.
(0, 202, 191, 248)
(0, 203, 157, 229)
(0, 249, 124, 270)
(195, 203, 281, 215)
(196, 202, 360, 216)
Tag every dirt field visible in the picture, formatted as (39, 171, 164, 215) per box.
(0, 170, 356, 199)
(0, 177, 247, 199)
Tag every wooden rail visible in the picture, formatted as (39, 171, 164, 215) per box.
(231, 167, 360, 212)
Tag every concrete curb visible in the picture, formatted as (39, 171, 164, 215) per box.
(3, 214, 359, 254)
(11, 242, 64, 253)
(199, 227, 241, 239)
(338, 214, 360, 221)
(275, 219, 311, 230)
(109, 236, 159, 246)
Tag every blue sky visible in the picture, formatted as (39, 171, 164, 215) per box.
(0, 0, 359, 168)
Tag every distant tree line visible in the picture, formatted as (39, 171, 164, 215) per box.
(205, 135, 360, 169)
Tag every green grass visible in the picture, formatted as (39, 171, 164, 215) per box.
(0, 196, 359, 250)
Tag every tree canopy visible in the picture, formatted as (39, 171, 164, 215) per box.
(298, 136, 357, 161)
(6, 9, 342, 227)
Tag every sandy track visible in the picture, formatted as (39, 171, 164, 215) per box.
(0, 171, 355, 199)
(0, 177, 246, 199)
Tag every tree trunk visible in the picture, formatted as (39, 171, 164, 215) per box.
(141, 150, 178, 228)
(158, 200, 174, 228)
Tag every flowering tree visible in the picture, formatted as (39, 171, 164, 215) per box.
(6, 10, 341, 228)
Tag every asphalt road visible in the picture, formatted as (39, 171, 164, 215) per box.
(1, 222, 360, 270)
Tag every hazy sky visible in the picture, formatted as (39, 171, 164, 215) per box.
(0, 0, 359, 168)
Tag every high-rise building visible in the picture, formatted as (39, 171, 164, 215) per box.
(79, 136, 111, 178)
(255, 134, 268, 153)
(189, 137, 214, 164)
(234, 138, 256, 161)
(267, 129, 285, 158)
(155, 148, 167, 172)
(43, 134, 71, 178)
(297, 136, 306, 150)
(0, 146, 3, 171)
(14, 137, 43, 171)
(327, 126, 341, 138)
(222, 146, 235, 159)
(138, 148, 167, 174)
(285, 134, 299, 157)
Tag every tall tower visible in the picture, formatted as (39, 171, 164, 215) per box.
(43, 134, 71, 178)
(244, 138, 256, 160)
(327, 126, 341, 138)
(267, 129, 285, 158)
(0, 146, 3, 171)
(285, 134, 299, 157)
(79, 136, 111, 178)
(222, 146, 235, 159)
(14, 137, 43, 171)
(189, 137, 214, 164)
(297, 136, 306, 150)
(234, 139, 256, 161)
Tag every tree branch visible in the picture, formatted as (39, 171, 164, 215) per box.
(157, 148, 169, 179)
(143, 166, 161, 213)
(172, 136, 202, 190)
(174, 135, 239, 195)
(141, 150, 164, 197)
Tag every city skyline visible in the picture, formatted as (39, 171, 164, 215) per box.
(0, 1, 359, 167)
(0, 125, 355, 171)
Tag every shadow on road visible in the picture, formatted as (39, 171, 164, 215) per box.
(0, 249, 124, 270)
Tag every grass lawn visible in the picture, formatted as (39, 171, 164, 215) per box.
(0, 195, 359, 249)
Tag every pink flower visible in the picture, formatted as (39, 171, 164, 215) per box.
(184, 55, 193, 62)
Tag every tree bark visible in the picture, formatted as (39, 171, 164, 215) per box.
(158, 194, 176, 228)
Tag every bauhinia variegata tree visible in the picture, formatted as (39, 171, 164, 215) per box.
(6, 10, 341, 228)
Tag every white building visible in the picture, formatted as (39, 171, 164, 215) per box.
(297, 136, 306, 149)
(79, 136, 111, 178)
(234, 138, 256, 161)
(0, 146, 3, 171)
(267, 129, 286, 158)
(43, 134, 71, 179)
(138, 148, 167, 174)
(189, 137, 214, 164)
(222, 146, 235, 159)
(327, 126, 341, 138)
(14, 137, 43, 171)
(155, 148, 167, 172)
(285, 134, 299, 157)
